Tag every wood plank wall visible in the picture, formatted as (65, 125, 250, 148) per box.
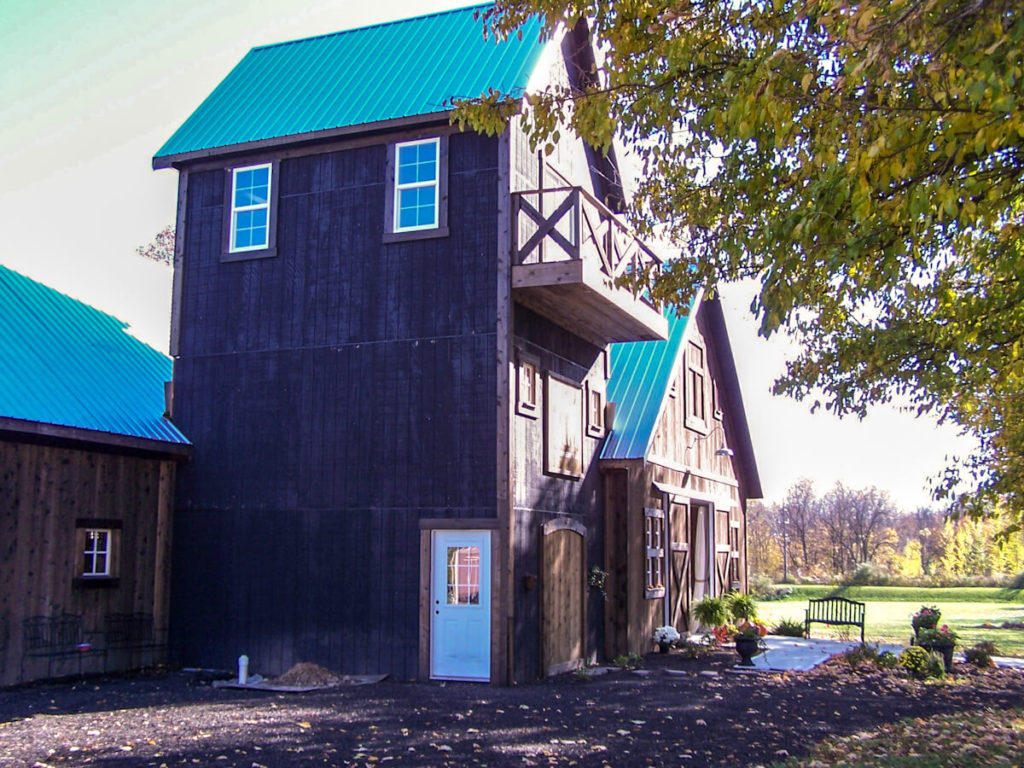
(0, 439, 174, 686)
(601, 307, 750, 659)
(171, 131, 502, 680)
(511, 306, 606, 680)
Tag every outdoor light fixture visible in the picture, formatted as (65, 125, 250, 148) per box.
(715, 446, 735, 457)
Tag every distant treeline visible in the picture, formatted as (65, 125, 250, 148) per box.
(748, 479, 1024, 586)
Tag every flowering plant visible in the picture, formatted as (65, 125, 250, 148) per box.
(917, 624, 958, 645)
(711, 624, 735, 646)
(733, 619, 769, 639)
(911, 605, 941, 631)
(653, 625, 681, 645)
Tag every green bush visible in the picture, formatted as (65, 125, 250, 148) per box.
(963, 641, 1000, 668)
(613, 652, 643, 670)
(844, 562, 892, 586)
(772, 618, 805, 637)
(842, 643, 884, 669)
(726, 592, 758, 621)
(693, 596, 729, 628)
(877, 650, 899, 668)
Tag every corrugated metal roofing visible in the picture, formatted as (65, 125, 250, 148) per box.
(601, 304, 693, 461)
(154, 4, 547, 163)
(0, 265, 189, 447)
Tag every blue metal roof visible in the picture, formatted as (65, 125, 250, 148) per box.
(154, 4, 547, 163)
(601, 304, 693, 461)
(0, 265, 189, 447)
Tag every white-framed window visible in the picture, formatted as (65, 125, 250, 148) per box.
(229, 163, 272, 252)
(516, 350, 540, 418)
(644, 507, 665, 597)
(83, 528, 112, 577)
(394, 138, 440, 232)
(586, 380, 605, 438)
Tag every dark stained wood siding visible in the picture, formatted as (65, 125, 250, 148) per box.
(171, 131, 501, 679)
(0, 439, 174, 686)
(511, 305, 606, 680)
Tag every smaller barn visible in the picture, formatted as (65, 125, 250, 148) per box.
(0, 266, 190, 686)
(601, 295, 761, 658)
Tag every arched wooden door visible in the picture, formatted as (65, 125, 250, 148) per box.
(541, 519, 586, 676)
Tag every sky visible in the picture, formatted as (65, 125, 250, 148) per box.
(0, 0, 976, 511)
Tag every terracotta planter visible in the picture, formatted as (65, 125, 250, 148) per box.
(735, 636, 760, 666)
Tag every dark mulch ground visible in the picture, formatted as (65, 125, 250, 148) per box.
(3, 650, 1023, 767)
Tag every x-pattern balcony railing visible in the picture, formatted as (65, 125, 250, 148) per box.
(511, 186, 661, 310)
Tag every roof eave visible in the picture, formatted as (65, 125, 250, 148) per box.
(0, 416, 193, 460)
(153, 110, 454, 170)
(703, 296, 762, 499)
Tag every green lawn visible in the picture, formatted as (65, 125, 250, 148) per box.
(756, 586, 1024, 657)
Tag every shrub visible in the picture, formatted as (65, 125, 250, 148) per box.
(678, 641, 711, 660)
(899, 646, 945, 679)
(693, 596, 729, 628)
(840, 644, 898, 670)
(614, 653, 643, 670)
(726, 592, 758, 621)
(877, 650, 899, 668)
(842, 643, 885, 669)
(748, 574, 776, 599)
(772, 618, 805, 637)
(844, 562, 892, 586)
(963, 641, 1000, 668)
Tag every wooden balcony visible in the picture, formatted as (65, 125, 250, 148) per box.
(511, 187, 668, 345)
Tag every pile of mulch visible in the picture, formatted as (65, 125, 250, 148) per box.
(275, 663, 340, 687)
(2, 650, 1023, 767)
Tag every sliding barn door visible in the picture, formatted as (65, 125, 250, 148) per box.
(669, 501, 692, 630)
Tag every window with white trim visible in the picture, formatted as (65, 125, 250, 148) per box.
(394, 138, 439, 231)
(644, 507, 665, 597)
(229, 164, 272, 252)
(83, 528, 112, 577)
(516, 354, 539, 417)
(586, 380, 605, 437)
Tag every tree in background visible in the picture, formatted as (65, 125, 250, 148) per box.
(135, 225, 175, 266)
(745, 500, 782, 578)
(748, 479, 1022, 583)
(775, 478, 824, 580)
(456, 0, 1024, 528)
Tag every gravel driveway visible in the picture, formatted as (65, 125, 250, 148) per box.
(3, 650, 1023, 767)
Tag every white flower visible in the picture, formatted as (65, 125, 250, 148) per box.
(653, 625, 680, 644)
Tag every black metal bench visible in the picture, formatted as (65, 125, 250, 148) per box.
(104, 613, 166, 659)
(805, 596, 866, 642)
(23, 614, 96, 677)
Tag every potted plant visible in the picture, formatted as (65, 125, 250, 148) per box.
(916, 624, 958, 672)
(693, 596, 730, 631)
(732, 619, 768, 666)
(653, 625, 681, 653)
(911, 605, 941, 637)
(726, 592, 758, 622)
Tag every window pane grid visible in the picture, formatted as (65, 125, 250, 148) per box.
(446, 546, 480, 605)
(83, 529, 111, 576)
(394, 139, 439, 232)
(231, 164, 272, 252)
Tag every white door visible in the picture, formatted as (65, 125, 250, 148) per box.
(431, 530, 491, 681)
